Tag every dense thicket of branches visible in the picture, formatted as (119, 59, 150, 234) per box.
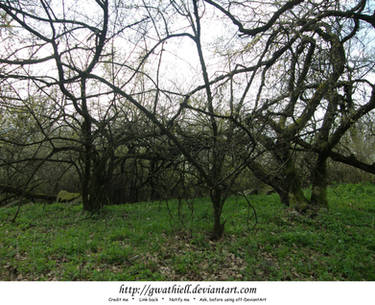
(0, 0, 374, 238)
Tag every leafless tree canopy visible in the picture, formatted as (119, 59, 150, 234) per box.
(0, 0, 374, 238)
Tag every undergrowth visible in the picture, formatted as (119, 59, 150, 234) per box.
(0, 183, 374, 280)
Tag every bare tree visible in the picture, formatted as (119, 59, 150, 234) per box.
(199, 0, 375, 214)
(0, 0, 152, 211)
(1, 0, 374, 237)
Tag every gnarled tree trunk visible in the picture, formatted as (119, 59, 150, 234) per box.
(310, 154, 329, 209)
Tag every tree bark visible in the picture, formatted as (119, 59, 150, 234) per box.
(81, 118, 94, 212)
(275, 187, 290, 206)
(310, 154, 329, 209)
(284, 159, 309, 212)
(210, 187, 225, 240)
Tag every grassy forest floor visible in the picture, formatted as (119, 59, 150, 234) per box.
(1, 183, 375, 281)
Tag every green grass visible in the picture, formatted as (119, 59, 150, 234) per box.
(1, 183, 375, 280)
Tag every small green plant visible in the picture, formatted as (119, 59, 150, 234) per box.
(98, 244, 133, 264)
